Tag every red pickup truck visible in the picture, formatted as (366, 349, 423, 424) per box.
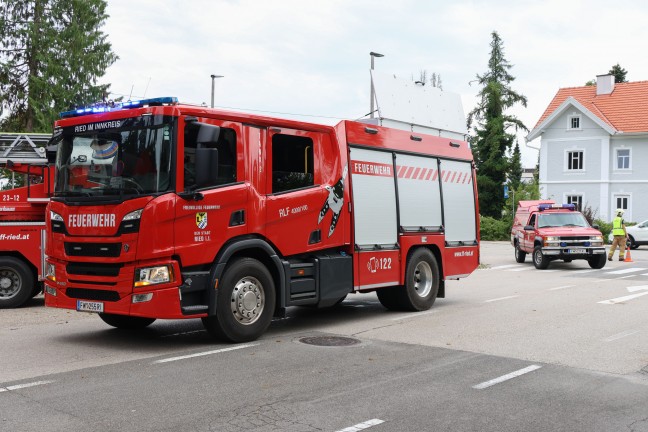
(510, 200, 606, 269)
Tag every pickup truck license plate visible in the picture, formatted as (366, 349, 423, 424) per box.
(568, 248, 586, 254)
(77, 300, 104, 313)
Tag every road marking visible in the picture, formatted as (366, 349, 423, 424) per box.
(473, 365, 542, 389)
(390, 310, 436, 321)
(507, 267, 533, 272)
(598, 286, 648, 304)
(0, 380, 54, 393)
(548, 285, 575, 291)
(605, 267, 647, 275)
(490, 264, 520, 270)
(485, 295, 519, 303)
(616, 275, 637, 280)
(335, 419, 385, 432)
(152, 343, 259, 364)
(604, 329, 641, 342)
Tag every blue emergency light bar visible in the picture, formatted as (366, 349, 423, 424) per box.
(538, 203, 576, 211)
(60, 97, 178, 119)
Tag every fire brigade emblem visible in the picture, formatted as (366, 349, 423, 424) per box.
(196, 212, 208, 229)
(318, 166, 348, 237)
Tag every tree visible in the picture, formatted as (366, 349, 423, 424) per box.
(0, 0, 117, 133)
(467, 31, 528, 218)
(609, 63, 628, 83)
(509, 141, 522, 191)
(412, 70, 443, 89)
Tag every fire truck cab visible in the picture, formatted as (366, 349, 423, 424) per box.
(44, 95, 479, 342)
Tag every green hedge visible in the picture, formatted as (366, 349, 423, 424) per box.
(480, 216, 512, 241)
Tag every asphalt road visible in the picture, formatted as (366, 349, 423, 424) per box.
(2, 241, 648, 432)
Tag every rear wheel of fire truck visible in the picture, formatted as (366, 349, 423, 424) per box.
(0, 257, 34, 308)
(532, 246, 550, 269)
(202, 257, 276, 343)
(514, 243, 526, 263)
(98, 313, 156, 329)
(588, 254, 607, 269)
(399, 248, 440, 311)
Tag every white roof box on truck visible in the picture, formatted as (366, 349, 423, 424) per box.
(362, 71, 467, 141)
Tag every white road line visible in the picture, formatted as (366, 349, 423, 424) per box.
(507, 267, 533, 272)
(335, 419, 385, 432)
(390, 310, 436, 321)
(489, 264, 520, 270)
(598, 291, 648, 305)
(152, 343, 259, 364)
(548, 285, 575, 291)
(484, 295, 519, 303)
(0, 380, 54, 393)
(616, 275, 637, 280)
(605, 267, 647, 275)
(473, 365, 542, 389)
(604, 330, 641, 342)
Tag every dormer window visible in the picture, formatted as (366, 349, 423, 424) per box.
(568, 115, 581, 130)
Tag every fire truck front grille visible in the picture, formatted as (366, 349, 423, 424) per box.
(67, 262, 123, 277)
(65, 242, 122, 257)
(558, 236, 592, 246)
(66, 288, 120, 302)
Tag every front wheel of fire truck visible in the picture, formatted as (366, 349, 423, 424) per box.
(588, 254, 607, 269)
(0, 257, 34, 309)
(98, 313, 156, 329)
(202, 257, 276, 343)
(514, 243, 526, 263)
(533, 246, 550, 269)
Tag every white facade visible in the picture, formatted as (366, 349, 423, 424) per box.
(528, 99, 648, 223)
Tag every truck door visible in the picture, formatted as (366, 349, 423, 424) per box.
(175, 119, 248, 267)
(264, 128, 337, 256)
(523, 214, 537, 251)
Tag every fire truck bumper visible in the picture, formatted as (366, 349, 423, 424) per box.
(43, 282, 192, 319)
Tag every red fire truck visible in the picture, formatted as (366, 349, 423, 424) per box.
(44, 97, 479, 342)
(0, 133, 54, 308)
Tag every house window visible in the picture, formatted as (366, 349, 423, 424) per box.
(616, 148, 630, 170)
(567, 150, 584, 170)
(616, 196, 629, 211)
(568, 115, 581, 130)
(566, 195, 583, 211)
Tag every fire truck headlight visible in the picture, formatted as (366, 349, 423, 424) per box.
(45, 263, 56, 282)
(544, 236, 560, 246)
(50, 211, 66, 233)
(590, 235, 604, 246)
(119, 209, 143, 234)
(134, 265, 172, 287)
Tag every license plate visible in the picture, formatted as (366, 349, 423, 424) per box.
(77, 300, 104, 313)
(568, 248, 586, 254)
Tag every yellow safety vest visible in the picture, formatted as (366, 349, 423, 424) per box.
(612, 216, 625, 236)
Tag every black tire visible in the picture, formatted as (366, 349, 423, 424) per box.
(0, 257, 34, 308)
(588, 254, 607, 269)
(629, 236, 638, 250)
(202, 257, 275, 343)
(533, 246, 550, 269)
(395, 248, 440, 311)
(376, 286, 402, 310)
(514, 243, 526, 263)
(99, 313, 156, 329)
(563, 259, 572, 263)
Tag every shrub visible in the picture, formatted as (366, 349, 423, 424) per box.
(480, 216, 511, 241)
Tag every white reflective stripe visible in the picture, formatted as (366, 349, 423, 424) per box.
(473, 365, 542, 389)
(354, 282, 400, 290)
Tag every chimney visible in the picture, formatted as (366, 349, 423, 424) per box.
(596, 74, 615, 95)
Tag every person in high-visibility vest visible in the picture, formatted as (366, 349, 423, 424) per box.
(608, 209, 628, 261)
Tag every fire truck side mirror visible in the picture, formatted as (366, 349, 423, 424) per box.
(195, 147, 219, 188)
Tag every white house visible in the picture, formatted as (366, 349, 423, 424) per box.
(526, 75, 648, 223)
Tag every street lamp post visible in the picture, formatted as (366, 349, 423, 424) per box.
(369, 52, 384, 118)
(210, 74, 224, 108)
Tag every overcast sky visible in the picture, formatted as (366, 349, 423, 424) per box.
(101, 0, 648, 167)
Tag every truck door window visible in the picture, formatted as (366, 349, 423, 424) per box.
(528, 214, 536, 227)
(271, 134, 314, 193)
(184, 126, 237, 189)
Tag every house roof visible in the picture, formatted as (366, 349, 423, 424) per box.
(531, 80, 648, 136)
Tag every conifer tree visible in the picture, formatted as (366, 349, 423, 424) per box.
(0, 0, 117, 133)
(509, 141, 522, 191)
(467, 31, 527, 218)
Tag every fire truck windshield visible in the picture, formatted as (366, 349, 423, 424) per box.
(538, 212, 590, 228)
(53, 115, 175, 200)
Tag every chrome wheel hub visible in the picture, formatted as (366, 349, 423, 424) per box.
(230, 276, 265, 325)
(413, 261, 433, 298)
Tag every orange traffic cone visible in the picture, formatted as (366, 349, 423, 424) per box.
(625, 244, 633, 262)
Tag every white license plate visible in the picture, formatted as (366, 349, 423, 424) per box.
(77, 300, 104, 313)
(568, 249, 586, 254)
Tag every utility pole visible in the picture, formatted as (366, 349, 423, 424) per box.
(369, 52, 384, 118)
